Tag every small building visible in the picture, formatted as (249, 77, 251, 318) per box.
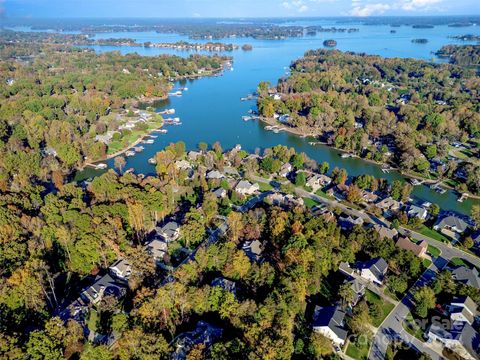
(172, 321, 223, 360)
(312, 306, 348, 348)
(448, 296, 478, 325)
(374, 224, 398, 240)
(212, 187, 227, 199)
(80, 274, 127, 305)
(109, 259, 132, 281)
(145, 238, 168, 264)
(206, 170, 224, 180)
(427, 321, 480, 360)
(395, 237, 428, 258)
(452, 266, 480, 289)
(359, 257, 388, 286)
(242, 240, 263, 262)
(434, 216, 469, 239)
(156, 221, 180, 242)
(235, 180, 259, 196)
(407, 205, 428, 220)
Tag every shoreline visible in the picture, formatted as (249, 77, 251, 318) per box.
(258, 116, 480, 201)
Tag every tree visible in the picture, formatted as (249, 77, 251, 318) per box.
(319, 161, 330, 174)
(347, 185, 362, 204)
(295, 172, 306, 187)
(114, 156, 126, 173)
(308, 332, 332, 358)
(338, 283, 354, 307)
(471, 205, 480, 229)
(413, 286, 436, 318)
(80, 344, 113, 360)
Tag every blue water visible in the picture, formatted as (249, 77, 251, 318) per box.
(67, 21, 480, 215)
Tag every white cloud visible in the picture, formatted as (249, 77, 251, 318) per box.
(282, 0, 338, 13)
(350, 2, 390, 16)
(400, 0, 442, 11)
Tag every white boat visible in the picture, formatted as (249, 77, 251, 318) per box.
(144, 139, 154, 144)
(95, 163, 108, 170)
(242, 116, 252, 121)
(159, 108, 175, 115)
(125, 150, 136, 157)
(134, 146, 144, 153)
(148, 158, 157, 165)
(168, 91, 182, 97)
(422, 202, 432, 208)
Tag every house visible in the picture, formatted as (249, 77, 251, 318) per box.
(187, 151, 202, 161)
(359, 257, 388, 286)
(361, 191, 379, 204)
(326, 184, 349, 200)
(279, 163, 293, 178)
(338, 215, 364, 230)
(448, 296, 478, 325)
(374, 224, 398, 240)
(145, 238, 168, 264)
(265, 193, 304, 208)
(407, 205, 428, 220)
(242, 240, 263, 262)
(175, 160, 192, 170)
(346, 278, 366, 307)
(223, 166, 240, 177)
(206, 170, 224, 180)
(80, 274, 127, 305)
(395, 237, 429, 258)
(212, 187, 227, 199)
(211, 277, 237, 296)
(312, 306, 348, 348)
(235, 180, 259, 196)
(452, 266, 480, 289)
(306, 174, 332, 192)
(376, 197, 402, 217)
(427, 321, 480, 360)
(172, 321, 223, 360)
(156, 222, 180, 242)
(338, 262, 355, 277)
(109, 259, 132, 281)
(434, 216, 469, 239)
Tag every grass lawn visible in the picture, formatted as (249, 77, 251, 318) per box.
(258, 182, 274, 192)
(450, 257, 469, 267)
(303, 197, 319, 208)
(415, 225, 451, 243)
(346, 339, 371, 360)
(427, 245, 441, 257)
(365, 290, 395, 327)
(315, 189, 333, 200)
(87, 309, 98, 334)
(402, 312, 426, 342)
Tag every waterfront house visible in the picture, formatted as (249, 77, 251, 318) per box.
(434, 215, 469, 239)
(156, 221, 181, 243)
(359, 257, 388, 286)
(360, 190, 379, 204)
(312, 306, 348, 348)
(407, 205, 429, 220)
(109, 259, 132, 282)
(376, 197, 402, 217)
(279, 163, 293, 178)
(172, 321, 223, 360)
(188, 151, 202, 161)
(306, 174, 332, 192)
(448, 296, 478, 325)
(374, 224, 398, 240)
(452, 266, 480, 289)
(242, 240, 263, 262)
(80, 274, 127, 305)
(395, 237, 429, 259)
(235, 180, 259, 196)
(427, 321, 480, 360)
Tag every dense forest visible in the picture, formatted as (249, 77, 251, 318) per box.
(257, 48, 480, 194)
(435, 44, 480, 66)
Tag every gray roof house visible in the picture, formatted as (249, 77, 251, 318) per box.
(156, 221, 180, 242)
(312, 306, 348, 348)
(448, 296, 478, 326)
(206, 170, 224, 180)
(338, 215, 364, 230)
(407, 205, 428, 220)
(427, 321, 480, 360)
(212, 187, 227, 199)
(359, 257, 388, 285)
(452, 266, 480, 289)
(172, 321, 223, 360)
(235, 180, 260, 196)
(145, 238, 168, 264)
(80, 274, 127, 305)
(242, 240, 263, 262)
(347, 278, 367, 307)
(374, 224, 398, 240)
(211, 277, 237, 296)
(434, 216, 469, 238)
(109, 259, 132, 282)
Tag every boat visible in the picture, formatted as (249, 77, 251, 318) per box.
(340, 153, 354, 159)
(95, 163, 108, 170)
(458, 193, 469, 202)
(125, 168, 134, 174)
(273, 128, 280, 133)
(410, 179, 423, 186)
(153, 129, 168, 134)
(422, 202, 432, 208)
(138, 173, 145, 180)
(134, 146, 144, 153)
(435, 187, 447, 194)
(125, 150, 136, 157)
(148, 135, 158, 138)
(159, 108, 175, 115)
(148, 158, 157, 165)
(168, 91, 182, 97)
(308, 142, 321, 146)
(144, 139, 154, 144)
(242, 116, 252, 121)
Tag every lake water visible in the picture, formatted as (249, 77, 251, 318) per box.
(69, 21, 479, 215)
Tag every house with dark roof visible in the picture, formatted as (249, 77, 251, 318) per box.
(109, 259, 132, 282)
(395, 237, 429, 258)
(452, 266, 480, 289)
(212, 187, 227, 199)
(156, 221, 180, 242)
(211, 277, 237, 296)
(338, 215, 364, 230)
(427, 321, 480, 360)
(359, 257, 388, 286)
(312, 306, 348, 348)
(242, 240, 263, 262)
(434, 215, 470, 240)
(448, 296, 478, 325)
(80, 274, 127, 305)
(172, 321, 223, 360)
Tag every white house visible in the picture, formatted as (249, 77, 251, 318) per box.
(448, 296, 478, 325)
(312, 306, 348, 348)
(109, 259, 132, 281)
(235, 180, 259, 196)
(359, 258, 388, 286)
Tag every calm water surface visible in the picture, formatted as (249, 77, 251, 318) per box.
(75, 21, 479, 214)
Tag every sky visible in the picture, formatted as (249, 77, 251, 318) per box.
(1, 0, 479, 18)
